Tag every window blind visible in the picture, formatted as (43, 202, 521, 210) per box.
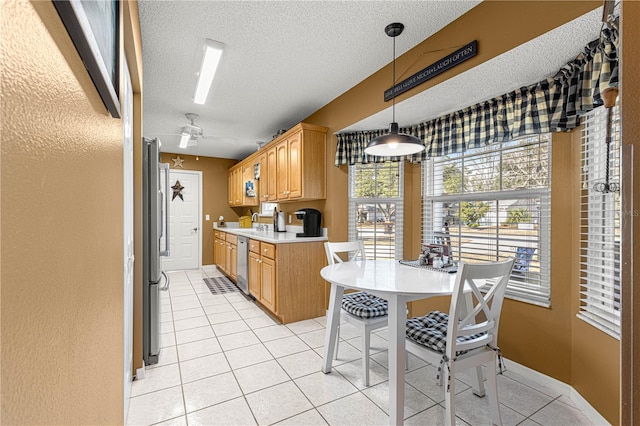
(578, 105, 621, 339)
(422, 134, 551, 307)
(348, 162, 404, 260)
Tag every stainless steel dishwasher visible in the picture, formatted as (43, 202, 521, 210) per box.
(236, 236, 249, 295)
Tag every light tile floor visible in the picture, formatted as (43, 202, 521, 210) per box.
(127, 267, 595, 426)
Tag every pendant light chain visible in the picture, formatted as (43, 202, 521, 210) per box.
(392, 34, 396, 123)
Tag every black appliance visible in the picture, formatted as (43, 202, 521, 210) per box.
(294, 208, 322, 237)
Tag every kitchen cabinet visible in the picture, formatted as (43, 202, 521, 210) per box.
(247, 237, 326, 323)
(214, 231, 226, 271)
(214, 230, 237, 282)
(255, 151, 277, 203)
(257, 152, 268, 203)
(266, 148, 277, 200)
(227, 122, 327, 205)
(248, 240, 276, 313)
(288, 133, 302, 198)
(274, 125, 325, 201)
(248, 251, 261, 298)
(227, 164, 258, 207)
(225, 233, 238, 281)
(242, 165, 258, 207)
(275, 139, 289, 199)
(227, 167, 240, 206)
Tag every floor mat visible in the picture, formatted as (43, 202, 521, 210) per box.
(204, 276, 238, 295)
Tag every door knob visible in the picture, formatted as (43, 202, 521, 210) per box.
(193, 227, 198, 232)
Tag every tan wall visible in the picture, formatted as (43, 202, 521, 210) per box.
(1, 1, 127, 423)
(301, 1, 623, 423)
(161, 154, 238, 265)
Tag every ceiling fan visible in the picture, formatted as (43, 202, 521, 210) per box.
(157, 113, 235, 149)
(178, 113, 206, 148)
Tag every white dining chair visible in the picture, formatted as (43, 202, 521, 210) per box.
(405, 258, 515, 426)
(324, 241, 388, 386)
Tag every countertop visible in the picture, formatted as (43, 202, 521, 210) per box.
(213, 222, 328, 244)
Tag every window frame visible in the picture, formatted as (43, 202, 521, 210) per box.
(422, 134, 552, 307)
(348, 161, 404, 260)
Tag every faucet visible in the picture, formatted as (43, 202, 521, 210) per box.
(251, 213, 263, 231)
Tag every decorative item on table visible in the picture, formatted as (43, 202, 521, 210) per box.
(245, 181, 256, 197)
(420, 243, 452, 267)
(218, 216, 225, 227)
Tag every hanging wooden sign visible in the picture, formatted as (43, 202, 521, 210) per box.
(384, 40, 478, 102)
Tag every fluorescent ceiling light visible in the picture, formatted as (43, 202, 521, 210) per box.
(179, 133, 190, 149)
(193, 39, 224, 104)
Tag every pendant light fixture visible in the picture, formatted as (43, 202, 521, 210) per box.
(365, 23, 425, 157)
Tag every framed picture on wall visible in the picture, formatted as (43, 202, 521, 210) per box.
(53, 0, 121, 118)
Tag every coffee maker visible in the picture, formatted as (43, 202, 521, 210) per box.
(294, 208, 322, 237)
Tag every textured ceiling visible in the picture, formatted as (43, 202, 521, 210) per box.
(139, 0, 481, 159)
(138, 1, 603, 160)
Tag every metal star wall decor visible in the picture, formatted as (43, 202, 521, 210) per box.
(172, 156, 184, 168)
(171, 180, 185, 201)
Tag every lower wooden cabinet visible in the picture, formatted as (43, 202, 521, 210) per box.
(259, 255, 276, 313)
(248, 238, 325, 324)
(248, 251, 261, 298)
(248, 241, 277, 313)
(226, 241, 237, 281)
(214, 231, 237, 282)
(214, 237, 226, 272)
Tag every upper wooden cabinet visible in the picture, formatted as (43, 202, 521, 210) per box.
(228, 123, 327, 206)
(227, 166, 243, 206)
(227, 163, 258, 207)
(277, 125, 325, 201)
(242, 165, 258, 206)
(275, 139, 289, 199)
(266, 147, 277, 201)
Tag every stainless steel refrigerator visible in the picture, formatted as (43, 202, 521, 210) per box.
(142, 137, 170, 366)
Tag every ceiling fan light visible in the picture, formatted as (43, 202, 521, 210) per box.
(179, 132, 190, 149)
(193, 39, 224, 104)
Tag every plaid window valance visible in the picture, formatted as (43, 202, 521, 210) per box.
(335, 28, 618, 166)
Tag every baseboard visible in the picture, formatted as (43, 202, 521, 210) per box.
(505, 358, 611, 426)
(135, 363, 146, 381)
(569, 388, 612, 426)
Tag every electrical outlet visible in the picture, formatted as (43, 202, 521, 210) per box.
(205, 214, 210, 221)
(288, 215, 292, 224)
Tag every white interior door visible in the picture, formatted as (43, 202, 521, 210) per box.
(122, 58, 134, 423)
(162, 170, 201, 270)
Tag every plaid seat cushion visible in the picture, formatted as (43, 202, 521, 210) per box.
(342, 292, 388, 319)
(406, 310, 486, 354)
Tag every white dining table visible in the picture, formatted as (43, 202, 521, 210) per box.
(320, 259, 458, 425)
